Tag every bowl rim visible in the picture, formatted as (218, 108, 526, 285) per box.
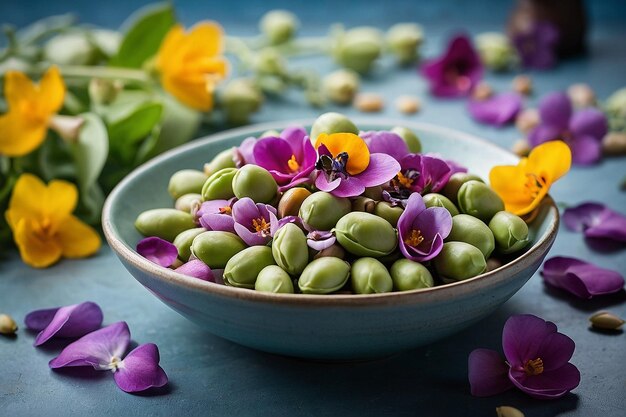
(102, 118, 559, 307)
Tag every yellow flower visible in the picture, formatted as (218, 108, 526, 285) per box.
(156, 22, 228, 111)
(314, 132, 370, 175)
(489, 140, 571, 216)
(5, 174, 101, 268)
(0, 67, 65, 157)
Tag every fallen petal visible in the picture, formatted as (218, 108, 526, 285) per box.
(468, 93, 522, 126)
(136, 237, 179, 267)
(542, 256, 624, 299)
(175, 259, 214, 281)
(26, 302, 103, 346)
(562, 202, 606, 233)
(113, 343, 168, 393)
(509, 363, 580, 400)
(468, 348, 514, 397)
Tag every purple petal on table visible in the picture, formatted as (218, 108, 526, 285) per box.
(31, 302, 103, 346)
(538, 92, 571, 130)
(528, 125, 562, 147)
(200, 212, 236, 233)
(314, 172, 341, 193)
(136, 237, 178, 267)
(361, 131, 410, 161)
(568, 135, 602, 165)
(113, 343, 168, 393)
(541, 256, 624, 298)
(502, 314, 557, 367)
(356, 153, 401, 187)
(25, 307, 59, 331)
(584, 208, 626, 242)
(509, 362, 580, 400)
(467, 93, 522, 126)
(175, 259, 214, 281)
(49, 322, 130, 369)
(512, 22, 559, 70)
(330, 176, 366, 198)
(468, 348, 514, 397)
(562, 202, 606, 232)
(569, 108, 608, 140)
(253, 136, 293, 173)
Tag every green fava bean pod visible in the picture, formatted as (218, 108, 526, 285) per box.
(204, 148, 236, 177)
(391, 126, 422, 153)
(232, 165, 278, 203)
(373, 201, 404, 227)
(457, 180, 505, 223)
(423, 193, 459, 216)
(446, 214, 495, 258)
(390, 259, 434, 291)
(168, 169, 208, 200)
(135, 209, 196, 242)
(201, 167, 237, 201)
(255, 265, 294, 294)
(299, 192, 351, 231)
(298, 257, 351, 294)
(309, 112, 359, 142)
(434, 242, 487, 282)
(351, 257, 393, 294)
(173, 227, 206, 261)
(272, 223, 309, 275)
(442, 173, 484, 205)
(191, 231, 246, 269)
(489, 211, 530, 254)
(223, 246, 276, 289)
(334, 212, 397, 257)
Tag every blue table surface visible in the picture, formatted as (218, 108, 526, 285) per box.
(1, 1, 626, 416)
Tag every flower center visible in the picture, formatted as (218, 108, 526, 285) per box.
(219, 206, 232, 215)
(33, 217, 54, 239)
(108, 356, 123, 373)
(252, 217, 271, 236)
(287, 154, 300, 172)
(404, 229, 425, 247)
(523, 358, 544, 376)
(524, 173, 547, 199)
(316, 152, 349, 182)
(397, 171, 414, 188)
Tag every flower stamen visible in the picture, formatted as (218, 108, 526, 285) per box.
(252, 218, 271, 236)
(524, 173, 547, 199)
(287, 155, 300, 172)
(404, 229, 425, 247)
(219, 206, 232, 215)
(523, 358, 544, 376)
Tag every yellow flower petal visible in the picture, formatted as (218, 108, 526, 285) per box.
(156, 24, 185, 72)
(525, 140, 571, 184)
(39, 66, 66, 114)
(489, 165, 534, 214)
(315, 133, 370, 175)
(13, 218, 62, 268)
(57, 215, 101, 258)
(187, 22, 224, 57)
(4, 70, 38, 109)
(161, 76, 214, 112)
(0, 111, 48, 157)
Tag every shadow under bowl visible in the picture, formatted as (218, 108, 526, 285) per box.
(102, 119, 558, 360)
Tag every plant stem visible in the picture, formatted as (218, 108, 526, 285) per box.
(53, 65, 151, 83)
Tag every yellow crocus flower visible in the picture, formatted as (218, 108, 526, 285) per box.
(5, 174, 101, 268)
(156, 22, 228, 111)
(0, 67, 65, 157)
(489, 140, 571, 216)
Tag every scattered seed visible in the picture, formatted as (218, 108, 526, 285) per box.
(496, 406, 525, 417)
(512, 139, 531, 157)
(602, 132, 626, 155)
(567, 83, 596, 107)
(589, 311, 625, 330)
(472, 81, 493, 101)
(354, 93, 384, 112)
(515, 108, 540, 134)
(0, 314, 18, 335)
(512, 75, 532, 95)
(395, 95, 421, 114)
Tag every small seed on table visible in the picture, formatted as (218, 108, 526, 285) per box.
(395, 95, 421, 114)
(354, 93, 384, 112)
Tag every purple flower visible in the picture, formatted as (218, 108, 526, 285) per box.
(421, 34, 483, 98)
(252, 127, 317, 191)
(306, 230, 336, 251)
(360, 131, 410, 162)
(49, 322, 168, 393)
(197, 198, 236, 233)
(232, 197, 278, 246)
(136, 237, 178, 267)
(397, 193, 452, 261)
(512, 22, 559, 69)
(469, 314, 580, 399)
(541, 256, 624, 299)
(445, 158, 468, 175)
(175, 259, 215, 281)
(563, 202, 626, 243)
(529, 92, 608, 165)
(234, 137, 256, 167)
(25, 302, 103, 347)
(468, 93, 523, 126)
(388, 154, 452, 202)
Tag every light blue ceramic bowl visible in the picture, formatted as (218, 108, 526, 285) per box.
(102, 120, 558, 360)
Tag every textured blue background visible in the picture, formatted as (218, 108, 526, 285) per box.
(1, 1, 626, 416)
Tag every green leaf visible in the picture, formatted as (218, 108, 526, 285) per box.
(72, 113, 109, 196)
(146, 93, 201, 158)
(108, 101, 163, 146)
(109, 2, 176, 68)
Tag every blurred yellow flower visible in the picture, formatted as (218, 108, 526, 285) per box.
(0, 67, 65, 157)
(156, 22, 228, 111)
(489, 141, 571, 216)
(5, 174, 101, 268)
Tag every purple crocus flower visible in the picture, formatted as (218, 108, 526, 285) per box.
(563, 202, 626, 243)
(512, 22, 559, 69)
(360, 131, 410, 162)
(469, 314, 580, 399)
(467, 93, 523, 126)
(252, 127, 317, 191)
(25, 301, 103, 346)
(541, 256, 624, 299)
(197, 198, 236, 233)
(529, 92, 608, 165)
(390, 154, 452, 199)
(49, 322, 168, 393)
(232, 197, 278, 246)
(234, 137, 256, 167)
(136, 237, 179, 267)
(397, 193, 452, 261)
(175, 259, 215, 281)
(421, 34, 483, 98)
